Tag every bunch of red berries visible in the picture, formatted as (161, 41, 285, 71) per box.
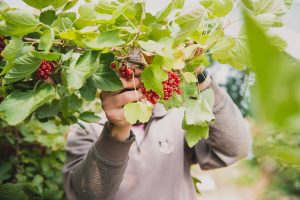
(141, 85, 160, 104)
(141, 72, 182, 104)
(0, 36, 6, 61)
(162, 72, 182, 100)
(37, 60, 55, 80)
(118, 63, 133, 81)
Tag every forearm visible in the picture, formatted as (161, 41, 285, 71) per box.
(64, 122, 135, 200)
(194, 78, 252, 169)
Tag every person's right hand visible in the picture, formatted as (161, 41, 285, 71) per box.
(100, 68, 144, 141)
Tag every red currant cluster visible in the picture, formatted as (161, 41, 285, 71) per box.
(141, 72, 182, 104)
(119, 63, 133, 81)
(141, 85, 160, 104)
(37, 60, 55, 80)
(162, 72, 182, 100)
(0, 36, 6, 61)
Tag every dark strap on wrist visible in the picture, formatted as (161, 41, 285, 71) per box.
(197, 68, 208, 83)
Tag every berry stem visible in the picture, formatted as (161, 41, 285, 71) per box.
(132, 71, 140, 102)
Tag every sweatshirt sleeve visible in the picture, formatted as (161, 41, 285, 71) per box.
(186, 77, 252, 170)
(63, 122, 135, 200)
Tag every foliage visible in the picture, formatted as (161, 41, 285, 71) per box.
(0, 120, 67, 200)
(244, 8, 300, 199)
(0, 0, 296, 199)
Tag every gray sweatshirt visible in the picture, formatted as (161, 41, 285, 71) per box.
(63, 79, 252, 200)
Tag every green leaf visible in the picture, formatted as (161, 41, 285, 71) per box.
(201, 88, 215, 110)
(79, 112, 100, 123)
(64, 51, 99, 90)
(156, 2, 174, 21)
(52, 17, 73, 31)
(63, 0, 79, 11)
(4, 55, 42, 84)
(200, 0, 234, 18)
(253, 0, 287, 16)
(38, 28, 55, 52)
(180, 79, 198, 99)
(174, 9, 204, 25)
(59, 94, 82, 117)
(182, 72, 197, 83)
(1, 10, 39, 36)
(141, 57, 168, 96)
(138, 40, 167, 56)
(51, 0, 69, 8)
(32, 51, 61, 61)
(0, 162, 12, 181)
(174, 9, 204, 43)
(124, 102, 152, 124)
(95, 0, 117, 14)
(0, 183, 27, 200)
(79, 79, 97, 101)
(2, 37, 24, 61)
(36, 100, 59, 119)
(173, 0, 185, 9)
(183, 120, 209, 147)
(1, 37, 24, 76)
(0, 84, 56, 125)
(74, 3, 102, 29)
(83, 30, 125, 50)
(184, 96, 215, 126)
(22, 0, 51, 9)
(211, 36, 236, 60)
(218, 35, 250, 70)
(243, 0, 289, 27)
(39, 10, 58, 25)
(161, 93, 184, 110)
(244, 11, 300, 131)
(241, 0, 254, 10)
(59, 30, 84, 46)
(89, 53, 123, 91)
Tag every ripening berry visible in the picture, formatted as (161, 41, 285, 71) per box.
(0, 36, 6, 61)
(111, 63, 117, 69)
(119, 63, 133, 81)
(37, 60, 55, 80)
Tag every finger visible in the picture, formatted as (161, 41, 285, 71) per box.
(100, 78, 142, 102)
(113, 90, 144, 108)
(100, 91, 119, 100)
(134, 68, 143, 77)
(121, 77, 142, 90)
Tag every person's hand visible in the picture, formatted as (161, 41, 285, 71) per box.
(100, 67, 144, 141)
(196, 66, 211, 91)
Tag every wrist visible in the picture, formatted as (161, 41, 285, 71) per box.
(198, 76, 211, 91)
(109, 122, 132, 141)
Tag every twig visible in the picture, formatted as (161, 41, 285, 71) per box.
(127, 0, 146, 47)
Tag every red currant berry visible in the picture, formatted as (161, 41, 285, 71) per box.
(111, 63, 117, 69)
(37, 60, 55, 80)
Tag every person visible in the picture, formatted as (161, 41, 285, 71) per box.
(63, 65, 252, 200)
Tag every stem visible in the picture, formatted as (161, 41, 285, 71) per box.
(132, 72, 139, 102)
(122, 13, 136, 29)
(23, 37, 63, 45)
(127, 0, 146, 47)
